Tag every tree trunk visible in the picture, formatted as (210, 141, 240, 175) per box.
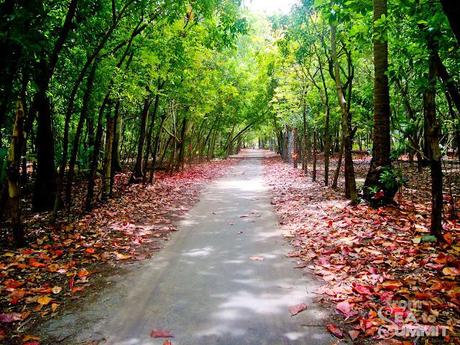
(440, 0, 460, 45)
(148, 113, 167, 184)
(364, 0, 396, 205)
(425, 40, 444, 241)
(312, 130, 317, 182)
(32, 76, 57, 211)
(143, 89, 161, 172)
(32, 0, 78, 211)
(6, 100, 25, 246)
(85, 98, 109, 211)
(330, 23, 358, 203)
(66, 62, 97, 205)
(131, 98, 151, 182)
(102, 111, 115, 201)
(332, 140, 344, 189)
(112, 108, 123, 173)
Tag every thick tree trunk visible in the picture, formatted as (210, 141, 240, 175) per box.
(32, 78, 57, 211)
(440, 0, 460, 45)
(364, 0, 396, 205)
(32, 0, 78, 211)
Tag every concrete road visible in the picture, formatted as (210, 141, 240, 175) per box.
(40, 151, 333, 345)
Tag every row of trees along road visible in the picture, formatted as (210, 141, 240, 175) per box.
(0, 0, 459, 247)
(0, 0, 278, 247)
(260, 0, 459, 241)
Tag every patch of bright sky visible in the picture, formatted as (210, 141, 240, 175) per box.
(243, 0, 299, 15)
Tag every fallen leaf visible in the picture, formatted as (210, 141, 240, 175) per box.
(442, 267, 460, 276)
(0, 313, 22, 323)
(336, 300, 354, 317)
(114, 252, 132, 260)
(37, 296, 52, 306)
(151, 330, 174, 338)
(326, 324, 343, 338)
(289, 303, 308, 316)
(348, 330, 360, 340)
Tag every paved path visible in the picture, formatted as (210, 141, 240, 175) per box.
(41, 151, 332, 345)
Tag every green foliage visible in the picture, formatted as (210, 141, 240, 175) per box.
(379, 166, 407, 192)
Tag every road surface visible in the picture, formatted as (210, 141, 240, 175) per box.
(40, 150, 333, 345)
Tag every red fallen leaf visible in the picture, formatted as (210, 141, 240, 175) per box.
(85, 248, 95, 254)
(29, 259, 46, 268)
(443, 233, 453, 245)
(151, 330, 174, 338)
(336, 300, 354, 317)
(163, 341, 172, 345)
(0, 313, 22, 323)
(326, 324, 343, 338)
(381, 280, 402, 290)
(69, 274, 76, 290)
(289, 303, 308, 316)
(77, 269, 90, 278)
(353, 284, 373, 295)
(4, 279, 24, 289)
(53, 250, 64, 257)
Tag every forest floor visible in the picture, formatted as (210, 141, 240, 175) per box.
(265, 155, 460, 344)
(0, 159, 234, 344)
(0, 151, 459, 345)
(29, 150, 333, 345)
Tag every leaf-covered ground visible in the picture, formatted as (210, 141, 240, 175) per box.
(0, 159, 234, 345)
(264, 156, 460, 344)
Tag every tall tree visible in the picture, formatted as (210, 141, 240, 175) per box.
(364, 0, 397, 205)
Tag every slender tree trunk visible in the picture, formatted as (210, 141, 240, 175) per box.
(324, 106, 331, 186)
(6, 100, 25, 246)
(176, 116, 188, 171)
(312, 130, 317, 182)
(425, 41, 444, 241)
(131, 98, 151, 182)
(302, 92, 309, 174)
(102, 111, 116, 201)
(332, 138, 344, 189)
(293, 128, 299, 169)
(330, 23, 358, 203)
(144, 88, 161, 171)
(148, 113, 167, 183)
(66, 62, 97, 205)
(112, 108, 122, 173)
(85, 98, 109, 211)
